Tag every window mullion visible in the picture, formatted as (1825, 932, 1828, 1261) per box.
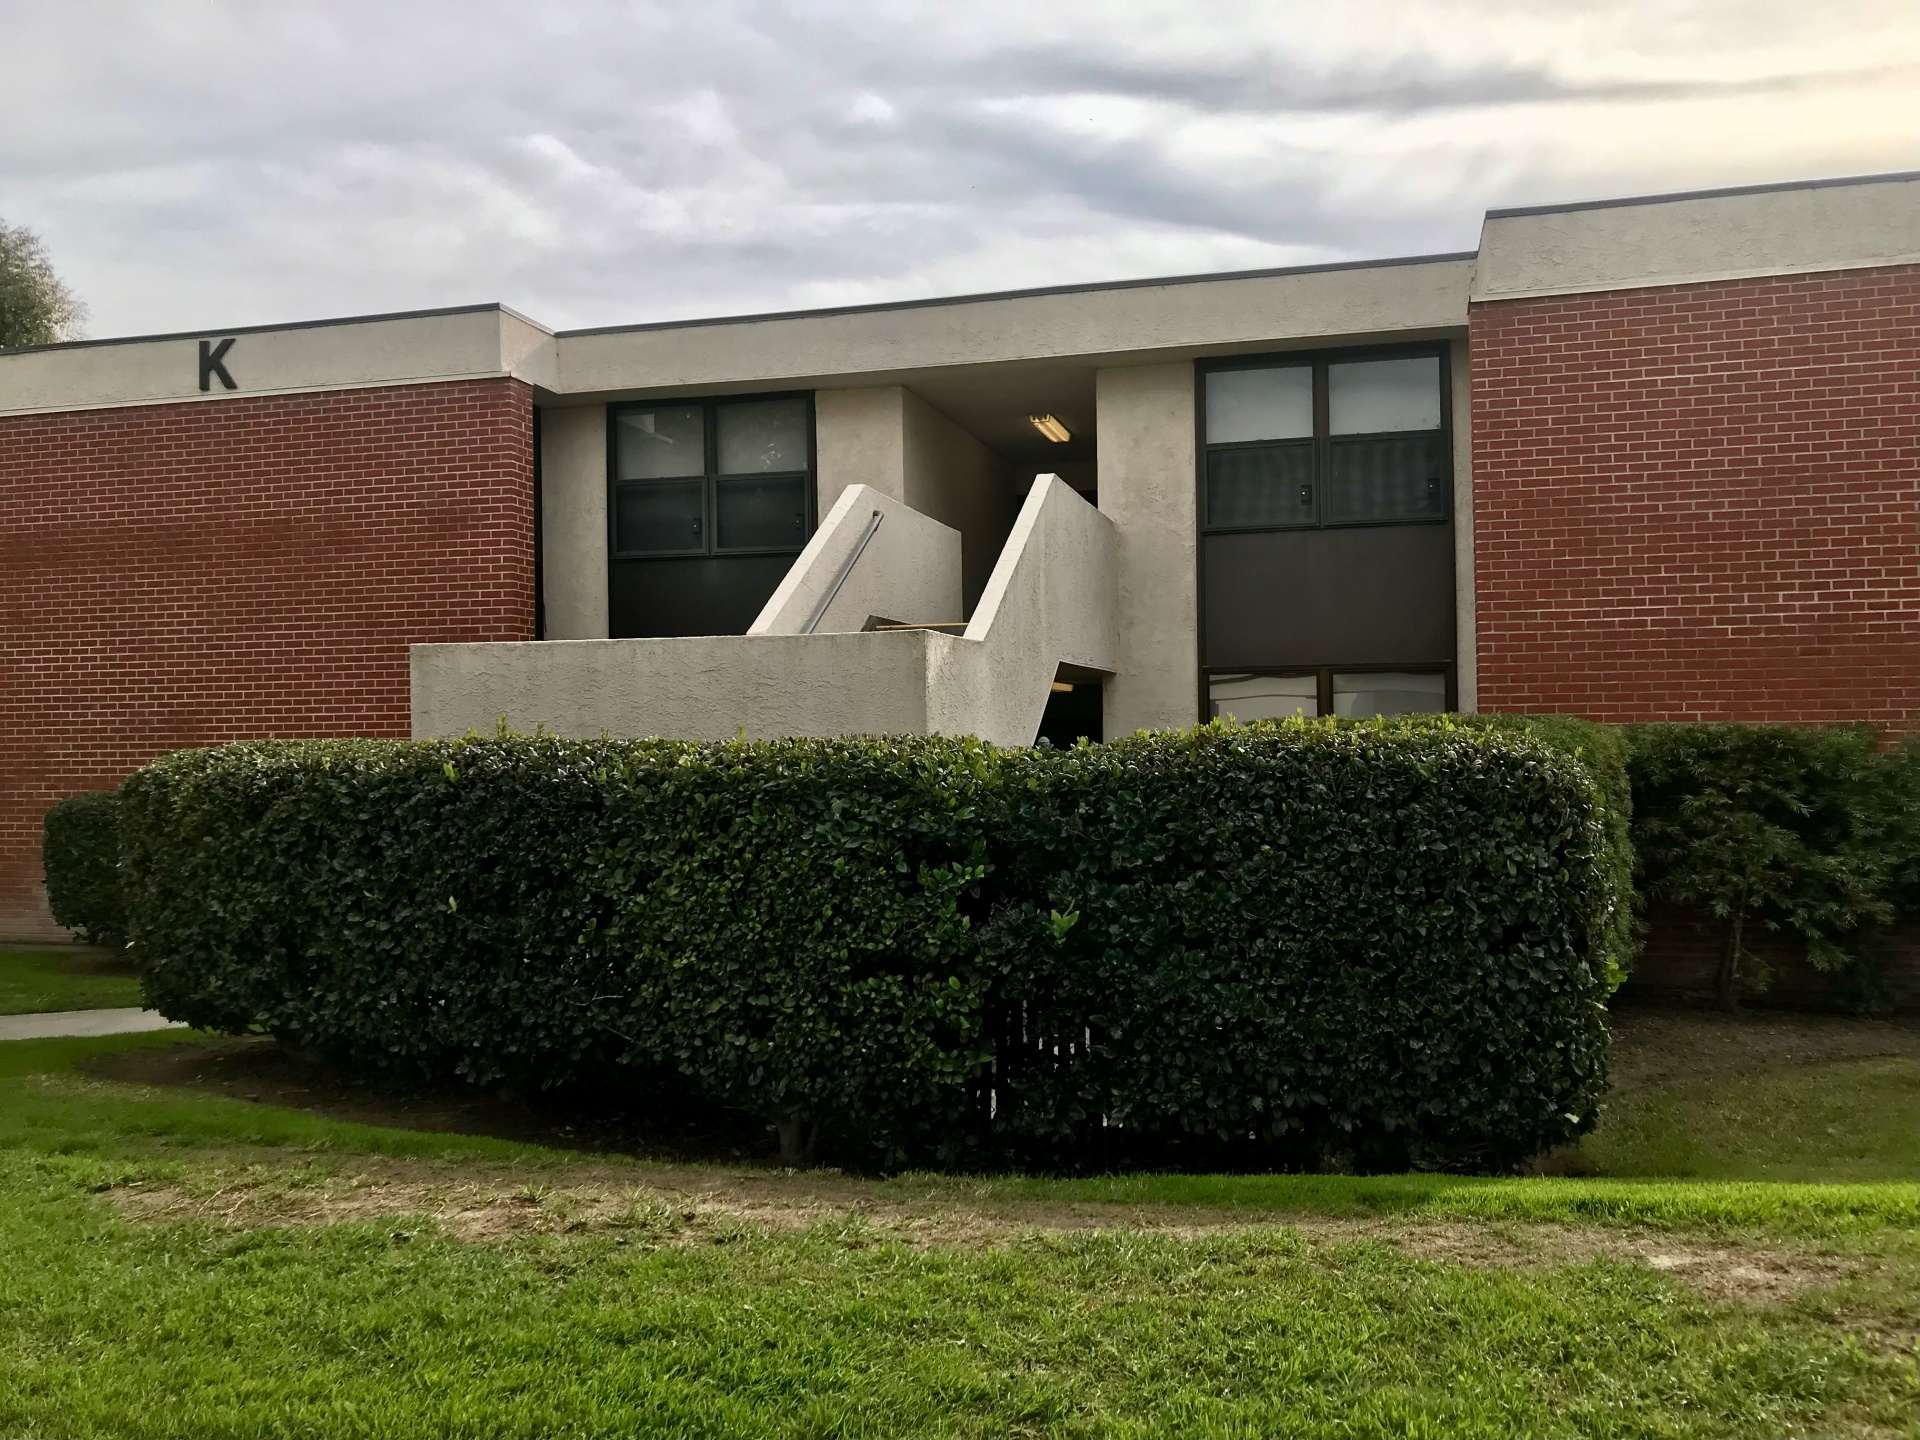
(1312, 362, 1330, 528)
(703, 402, 717, 556)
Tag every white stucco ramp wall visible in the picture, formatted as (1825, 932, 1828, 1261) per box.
(749, 483, 962, 635)
(411, 477, 1115, 747)
(927, 477, 1117, 745)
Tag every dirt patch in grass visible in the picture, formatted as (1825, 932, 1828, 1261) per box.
(1361, 1223, 1851, 1307)
(1605, 1008, 1920, 1097)
(101, 1156, 1852, 1306)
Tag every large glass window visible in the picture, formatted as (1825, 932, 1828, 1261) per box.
(609, 395, 814, 558)
(1209, 668, 1450, 720)
(615, 405, 704, 480)
(1202, 350, 1449, 532)
(1208, 672, 1319, 722)
(1331, 671, 1448, 718)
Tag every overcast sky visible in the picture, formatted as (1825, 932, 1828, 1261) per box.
(3, 0, 1915, 339)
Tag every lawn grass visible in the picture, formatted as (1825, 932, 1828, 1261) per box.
(1579, 1055, 1920, 1182)
(0, 1025, 1915, 1437)
(0, 947, 144, 1015)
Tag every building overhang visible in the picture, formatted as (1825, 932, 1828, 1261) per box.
(3, 169, 1914, 420)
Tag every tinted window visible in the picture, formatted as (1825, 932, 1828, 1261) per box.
(717, 398, 809, 474)
(1332, 671, 1447, 718)
(1324, 435, 1447, 524)
(715, 475, 808, 550)
(1202, 351, 1448, 531)
(1204, 366, 1312, 443)
(615, 479, 704, 554)
(1209, 672, 1319, 721)
(1328, 357, 1442, 435)
(610, 396, 814, 558)
(1206, 444, 1316, 528)
(616, 406, 705, 479)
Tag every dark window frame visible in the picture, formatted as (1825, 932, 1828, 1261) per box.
(1204, 663, 1457, 720)
(606, 391, 817, 560)
(1197, 343, 1453, 536)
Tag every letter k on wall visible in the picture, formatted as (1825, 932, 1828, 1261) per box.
(198, 338, 237, 391)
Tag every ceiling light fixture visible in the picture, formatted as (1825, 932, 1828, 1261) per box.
(1028, 414, 1071, 443)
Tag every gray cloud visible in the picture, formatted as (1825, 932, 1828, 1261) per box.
(1, 0, 1914, 336)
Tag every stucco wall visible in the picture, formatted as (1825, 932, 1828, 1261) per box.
(749, 483, 962, 635)
(413, 630, 938, 741)
(928, 477, 1118, 746)
(814, 385, 1015, 618)
(0, 305, 552, 418)
(1096, 362, 1199, 735)
(1473, 174, 1920, 302)
(813, 387, 906, 512)
(539, 404, 609, 640)
(413, 477, 1114, 751)
(555, 257, 1474, 396)
(900, 389, 1016, 614)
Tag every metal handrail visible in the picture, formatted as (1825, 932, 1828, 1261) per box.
(802, 509, 884, 635)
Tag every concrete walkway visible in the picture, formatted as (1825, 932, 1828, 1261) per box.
(0, 1008, 187, 1041)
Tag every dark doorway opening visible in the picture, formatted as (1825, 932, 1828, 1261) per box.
(1036, 679, 1103, 748)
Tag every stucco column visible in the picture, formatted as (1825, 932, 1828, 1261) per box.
(813, 387, 907, 514)
(1097, 362, 1199, 736)
(540, 403, 609, 639)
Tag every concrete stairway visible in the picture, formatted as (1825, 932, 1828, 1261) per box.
(410, 476, 1117, 748)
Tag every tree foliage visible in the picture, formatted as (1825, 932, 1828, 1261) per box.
(1628, 724, 1919, 1006)
(0, 219, 86, 348)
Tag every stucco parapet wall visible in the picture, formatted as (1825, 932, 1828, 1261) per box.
(1473, 172, 1920, 302)
(412, 630, 946, 742)
(549, 257, 1475, 396)
(0, 304, 556, 418)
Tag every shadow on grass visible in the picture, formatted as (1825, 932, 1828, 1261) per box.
(0, 1028, 1912, 1236)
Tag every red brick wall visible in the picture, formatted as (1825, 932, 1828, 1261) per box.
(1470, 265, 1920, 729)
(1, 377, 534, 938)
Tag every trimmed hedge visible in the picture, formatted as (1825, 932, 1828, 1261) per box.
(1379, 713, 1636, 987)
(120, 722, 1612, 1172)
(980, 722, 1614, 1171)
(125, 735, 999, 1164)
(41, 790, 126, 947)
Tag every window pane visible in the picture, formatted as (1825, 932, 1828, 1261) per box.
(1328, 356, 1441, 435)
(1205, 366, 1313, 443)
(717, 398, 809, 474)
(715, 475, 808, 550)
(1323, 435, 1447, 524)
(615, 479, 703, 554)
(1332, 671, 1446, 718)
(616, 406, 705, 479)
(1210, 672, 1319, 721)
(1206, 443, 1315, 528)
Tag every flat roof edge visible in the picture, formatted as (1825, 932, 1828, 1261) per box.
(553, 251, 1480, 339)
(0, 301, 547, 358)
(1484, 169, 1920, 221)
